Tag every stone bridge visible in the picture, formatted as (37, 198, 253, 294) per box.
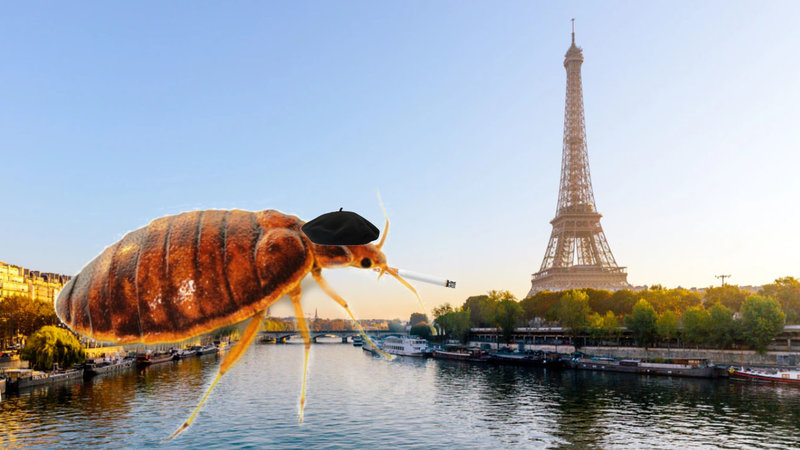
(259, 329, 407, 344)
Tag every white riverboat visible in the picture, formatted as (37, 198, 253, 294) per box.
(729, 365, 800, 384)
(382, 336, 430, 357)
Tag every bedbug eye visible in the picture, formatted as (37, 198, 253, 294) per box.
(360, 258, 372, 268)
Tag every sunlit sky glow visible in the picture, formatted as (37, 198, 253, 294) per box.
(2, 2, 799, 320)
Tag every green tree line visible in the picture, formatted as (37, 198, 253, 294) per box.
(426, 276, 798, 352)
(431, 290, 523, 344)
(0, 295, 60, 347)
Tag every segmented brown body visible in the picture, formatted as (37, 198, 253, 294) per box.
(55, 209, 315, 344)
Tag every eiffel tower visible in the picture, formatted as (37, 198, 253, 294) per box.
(528, 21, 630, 296)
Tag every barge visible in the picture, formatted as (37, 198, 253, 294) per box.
(135, 352, 174, 367)
(567, 357, 715, 378)
(195, 345, 218, 356)
(84, 358, 135, 378)
(170, 348, 196, 360)
(432, 346, 492, 363)
(4, 367, 83, 391)
(491, 349, 563, 368)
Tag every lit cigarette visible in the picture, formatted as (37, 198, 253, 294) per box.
(377, 268, 456, 288)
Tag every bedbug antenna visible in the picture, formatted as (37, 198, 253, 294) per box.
(376, 190, 389, 250)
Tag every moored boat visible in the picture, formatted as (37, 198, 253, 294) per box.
(352, 336, 364, 347)
(432, 346, 492, 363)
(84, 358, 135, 378)
(491, 349, 562, 368)
(136, 352, 174, 367)
(171, 348, 196, 360)
(382, 336, 430, 357)
(195, 345, 218, 356)
(4, 367, 84, 391)
(0, 351, 19, 363)
(729, 366, 800, 384)
(567, 356, 715, 378)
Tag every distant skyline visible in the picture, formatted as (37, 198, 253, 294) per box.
(2, 2, 799, 320)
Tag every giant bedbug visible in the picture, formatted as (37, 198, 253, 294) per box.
(54, 208, 427, 439)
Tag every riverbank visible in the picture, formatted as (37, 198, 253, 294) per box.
(469, 341, 800, 367)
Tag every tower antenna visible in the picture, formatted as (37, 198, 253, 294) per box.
(571, 18, 575, 44)
(715, 274, 731, 287)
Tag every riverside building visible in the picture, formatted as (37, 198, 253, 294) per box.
(0, 261, 71, 303)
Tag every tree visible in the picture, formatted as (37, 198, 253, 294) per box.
(434, 309, 471, 343)
(607, 290, 638, 316)
(432, 303, 454, 319)
(584, 289, 613, 315)
(487, 290, 516, 302)
(759, 277, 800, 323)
(520, 291, 562, 323)
(409, 322, 432, 340)
(627, 299, 657, 347)
(707, 303, 736, 349)
(21, 326, 85, 371)
(682, 306, 710, 347)
(0, 295, 60, 345)
(670, 288, 703, 313)
(740, 295, 785, 353)
(656, 310, 680, 345)
(462, 295, 496, 328)
(553, 291, 591, 330)
(494, 299, 523, 344)
(552, 291, 591, 347)
(704, 285, 749, 312)
(589, 311, 619, 343)
(409, 313, 428, 327)
(637, 287, 701, 314)
(387, 320, 405, 332)
(262, 318, 290, 331)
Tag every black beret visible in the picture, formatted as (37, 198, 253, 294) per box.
(301, 209, 380, 245)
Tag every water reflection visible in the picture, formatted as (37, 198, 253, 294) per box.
(1, 347, 800, 448)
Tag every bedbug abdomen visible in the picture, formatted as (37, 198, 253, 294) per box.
(56, 209, 315, 344)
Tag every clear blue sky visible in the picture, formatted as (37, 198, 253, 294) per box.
(2, 2, 799, 319)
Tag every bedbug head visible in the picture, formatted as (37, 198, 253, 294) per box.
(305, 207, 436, 336)
(303, 206, 389, 271)
(345, 244, 387, 271)
(308, 241, 387, 271)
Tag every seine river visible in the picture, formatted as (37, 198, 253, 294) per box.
(2, 341, 800, 449)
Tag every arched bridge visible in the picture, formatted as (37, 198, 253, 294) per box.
(259, 329, 407, 344)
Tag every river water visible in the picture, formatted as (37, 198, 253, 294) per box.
(2, 341, 800, 449)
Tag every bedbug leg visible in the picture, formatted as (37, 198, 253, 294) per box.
(311, 269, 394, 361)
(166, 309, 266, 440)
(290, 287, 311, 423)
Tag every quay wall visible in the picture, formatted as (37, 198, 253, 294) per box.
(468, 341, 800, 367)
